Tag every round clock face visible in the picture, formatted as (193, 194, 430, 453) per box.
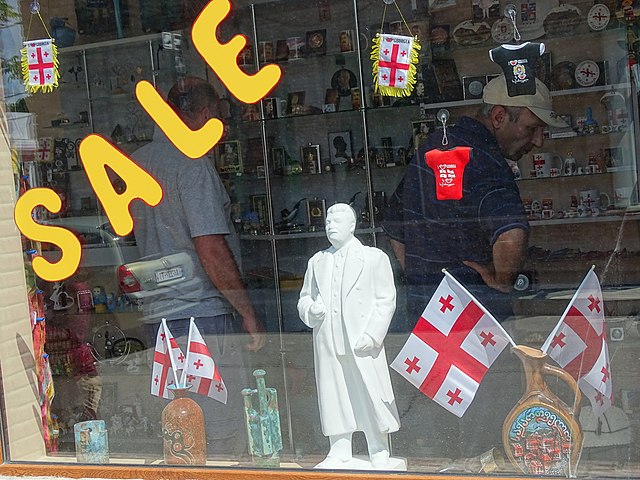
(575, 60, 600, 87)
(588, 4, 610, 31)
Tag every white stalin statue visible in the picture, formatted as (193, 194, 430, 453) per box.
(297, 203, 404, 470)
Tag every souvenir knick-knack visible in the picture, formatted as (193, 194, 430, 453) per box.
(503, 345, 583, 476)
(162, 385, 206, 465)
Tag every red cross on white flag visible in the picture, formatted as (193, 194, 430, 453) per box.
(180, 318, 227, 404)
(150, 319, 184, 399)
(390, 271, 514, 417)
(542, 267, 613, 417)
(377, 34, 414, 89)
(23, 39, 58, 91)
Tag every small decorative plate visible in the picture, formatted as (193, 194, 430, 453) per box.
(587, 4, 610, 31)
(575, 60, 600, 87)
(491, 18, 514, 43)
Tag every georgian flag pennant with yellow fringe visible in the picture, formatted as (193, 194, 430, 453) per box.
(21, 39, 59, 94)
(371, 34, 420, 97)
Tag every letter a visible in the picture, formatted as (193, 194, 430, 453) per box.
(136, 80, 224, 159)
(14, 188, 82, 282)
(192, 0, 281, 104)
(79, 134, 163, 236)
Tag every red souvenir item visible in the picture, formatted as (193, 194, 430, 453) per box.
(425, 147, 471, 200)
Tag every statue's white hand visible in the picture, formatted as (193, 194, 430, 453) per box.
(309, 295, 326, 321)
(354, 333, 375, 353)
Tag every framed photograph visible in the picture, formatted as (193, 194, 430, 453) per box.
(331, 68, 358, 96)
(215, 140, 243, 174)
(328, 131, 352, 165)
(274, 39, 289, 62)
(339, 30, 355, 52)
(534, 52, 553, 89)
(287, 91, 305, 115)
(463, 75, 487, 100)
(306, 29, 327, 56)
(271, 147, 285, 175)
(238, 44, 253, 66)
(429, 0, 457, 11)
(412, 118, 436, 150)
(307, 198, 327, 229)
(324, 88, 340, 112)
(250, 194, 269, 226)
(604, 146, 624, 168)
(432, 58, 463, 101)
(429, 24, 451, 57)
(301, 144, 321, 174)
(287, 36, 306, 60)
(408, 20, 429, 44)
(472, 0, 500, 20)
(264, 97, 282, 119)
(380, 137, 395, 167)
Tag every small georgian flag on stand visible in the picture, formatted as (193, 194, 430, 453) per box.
(150, 319, 185, 399)
(180, 318, 227, 404)
(542, 266, 613, 417)
(391, 271, 514, 417)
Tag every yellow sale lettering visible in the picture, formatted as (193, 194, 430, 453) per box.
(14, 188, 82, 282)
(136, 81, 224, 159)
(14, 0, 282, 280)
(192, 0, 281, 104)
(79, 134, 163, 236)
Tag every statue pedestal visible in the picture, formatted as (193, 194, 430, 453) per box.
(315, 455, 407, 471)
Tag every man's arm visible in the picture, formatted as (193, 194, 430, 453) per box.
(389, 238, 406, 271)
(193, 234, 265, 351)
(464, 227, 528, 293)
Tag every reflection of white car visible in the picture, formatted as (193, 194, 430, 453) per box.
(40, 216, 139, 267)
(117, 252, 195, 301)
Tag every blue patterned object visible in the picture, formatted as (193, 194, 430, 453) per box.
(74, 420, 109, 464)
(242, 369, 283, 467)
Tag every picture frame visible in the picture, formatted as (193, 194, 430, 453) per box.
(328, 131, 352, 165)
(271, 147, 285, 175)
(287, 91, 306, 115)
(215, 140, 243, 174)
(306, 29, 327, 56)
(264, 97, 282, 119)
(307, 198, 327, 229)
(429, 0, 457, 11)
(534, 52, 553, 89)
(472, 0, 500, 20)
(324, 88, 340, 112)
(275, 39, 289, 62)
(339, 29, 355, 52)
(432, 58, 463, 101)
(301, 144, 321, 174)
(412, 118, 436, 150)
(604, 146, 624, 168)
(380, 137, 395, 167)
(250, 194, 269, 226)
(462, 75, 487, 100)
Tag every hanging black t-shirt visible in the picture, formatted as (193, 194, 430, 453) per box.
(489, 42, 544, 96)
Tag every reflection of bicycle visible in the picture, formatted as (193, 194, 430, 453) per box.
(91, 322, 144, 365)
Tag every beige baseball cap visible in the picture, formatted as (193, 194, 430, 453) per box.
(483, 74, 568, 128)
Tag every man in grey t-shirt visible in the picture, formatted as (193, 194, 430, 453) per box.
(131, 76, 265, 455)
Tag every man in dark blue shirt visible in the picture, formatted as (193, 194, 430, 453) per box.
(383, 74, 567, 461)
(385, 74, 566, 321)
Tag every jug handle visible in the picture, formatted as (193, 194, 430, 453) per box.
(543, 363, 582, 417)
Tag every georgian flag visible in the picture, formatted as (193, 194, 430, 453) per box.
(391, 271, 514, 417)
(150, 319, 185, 399)
(542, 267, 613, 417)
(376, 34, 414, 89)
(180, 318, 227, 404)
(24, 39, 57, 89)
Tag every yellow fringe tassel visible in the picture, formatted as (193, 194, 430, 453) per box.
(21, 41, 60, 94)
(371, 33, 421, 98)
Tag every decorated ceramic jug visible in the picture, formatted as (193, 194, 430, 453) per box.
(162, 385, 206, 465)
(502, 345, 583, 477)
